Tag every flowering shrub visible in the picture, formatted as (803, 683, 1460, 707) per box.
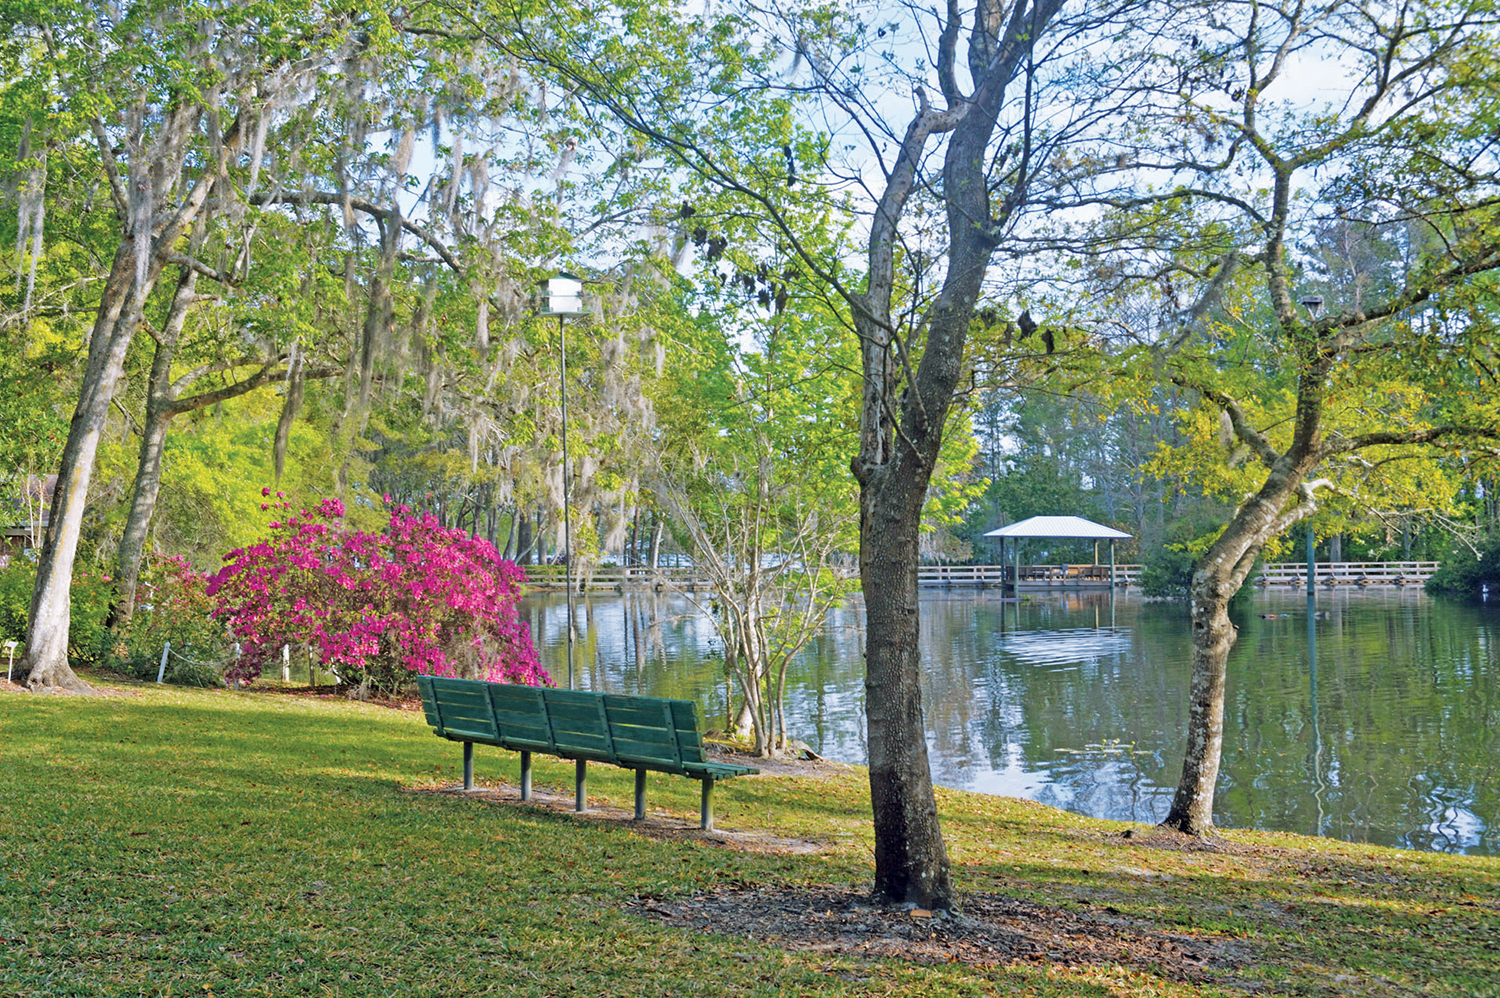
(207, 492, 546, 692)
(109, 555, 230, 686)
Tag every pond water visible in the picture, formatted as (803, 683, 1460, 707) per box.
(520, 587, 1500, 855)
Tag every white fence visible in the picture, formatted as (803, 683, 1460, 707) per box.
(521, 560, 1438, 593)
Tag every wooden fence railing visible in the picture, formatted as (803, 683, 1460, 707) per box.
(916, 564, 1142, 588)
(520, 560, 1438, 593)
(521, 565, 716, 592)
(1251, 561, 1439, 587)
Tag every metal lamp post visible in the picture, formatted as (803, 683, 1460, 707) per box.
(539, 272, 587, 690)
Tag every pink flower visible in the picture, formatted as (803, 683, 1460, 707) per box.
(207, 497, 545, 690)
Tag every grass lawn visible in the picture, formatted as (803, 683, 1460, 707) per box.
(1, 675, 1496, 997)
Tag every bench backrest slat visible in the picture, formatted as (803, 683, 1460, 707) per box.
(488, 683, 554, 752)
(603, 695, 682, 771)
(425, 676, 502, 744)
(542, 688, 615, 761)
(415, 675, 444, 732)
(668, 700, 711, 766)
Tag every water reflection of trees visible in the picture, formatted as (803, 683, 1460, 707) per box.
(519, 589, 1500, 854)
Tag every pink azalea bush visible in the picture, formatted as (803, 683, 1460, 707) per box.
(207, 493, 547, 692)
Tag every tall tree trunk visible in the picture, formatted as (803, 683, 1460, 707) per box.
(1161, 391, 1326, 834)
(1160, 589, 1235, 831)
(22, 89, 241, 691)
(861, 457, 953, 907)
(23, 245, 146, 691)
(112, 268, 309, 629)
(516, 504, 534, 565)
(113, 269, 196, 629)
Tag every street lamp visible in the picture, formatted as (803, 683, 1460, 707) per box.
(1299, 295, 1324, 319)
(539, 272, 587, 690)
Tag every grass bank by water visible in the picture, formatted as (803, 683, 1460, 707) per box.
(1, 675, 1496, 996)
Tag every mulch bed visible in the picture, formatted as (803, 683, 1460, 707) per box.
(627, 885, 1241, 982)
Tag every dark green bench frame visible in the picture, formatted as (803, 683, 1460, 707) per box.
(415, 676, 758, 830)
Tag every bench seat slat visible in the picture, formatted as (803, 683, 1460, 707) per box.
(492, 707, 551, 726)
(491, 686, 544, 706)
(550, 731, 612, 751)
(607, 725, 677, 747)
(683, 760, 760, 779)
(493, 720, 553, 742)
(440, 725, 504, 744)
(552, 746, 616, 763)
(611, 740, 685, 768)
(498, 736, 554, 752)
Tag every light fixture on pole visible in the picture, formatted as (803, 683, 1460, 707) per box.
(539, 272, 587, 690)
(1299, 295, 1324, 319)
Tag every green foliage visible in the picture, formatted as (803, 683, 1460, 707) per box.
(0, 324, 70, 479)
(0, 554, 225, 684)
(1426, 538, 1500, 599)
(1137, 547, 1195, 599)
(0, 557, 33, 649)
(0, 557, 112, 670)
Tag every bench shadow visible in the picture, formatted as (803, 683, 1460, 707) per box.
(404, 780, 831, 855)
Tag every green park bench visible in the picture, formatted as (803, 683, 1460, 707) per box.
(415, 675, 758, 831)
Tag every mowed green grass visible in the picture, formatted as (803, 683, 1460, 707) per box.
(1, 677, 1496, 997)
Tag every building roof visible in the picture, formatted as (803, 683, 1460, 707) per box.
(982, 515, 1132, 540)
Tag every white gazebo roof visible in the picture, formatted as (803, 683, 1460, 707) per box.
(983, 515, 1132, 540)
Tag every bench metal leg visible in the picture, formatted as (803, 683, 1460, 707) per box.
(520, 751, 532, 801)
(575, 759, 588, 812)
(463, 741, 474, 790)
(700, 778, 713, 831)
(634, 769, 647, 820)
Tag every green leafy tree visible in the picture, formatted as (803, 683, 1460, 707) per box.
(466, 0, 1147, 907)
(651, 296, 860, 757)
(1065, 0, 1500, 835)
(5, 1, 394, 691)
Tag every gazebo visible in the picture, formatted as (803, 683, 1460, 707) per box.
(983, 515, 1133, 590)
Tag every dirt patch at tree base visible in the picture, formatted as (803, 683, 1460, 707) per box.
(0, 677, 137, 697)
(1104, 825, 1263, 855)
(627, 885, 1246, 983)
